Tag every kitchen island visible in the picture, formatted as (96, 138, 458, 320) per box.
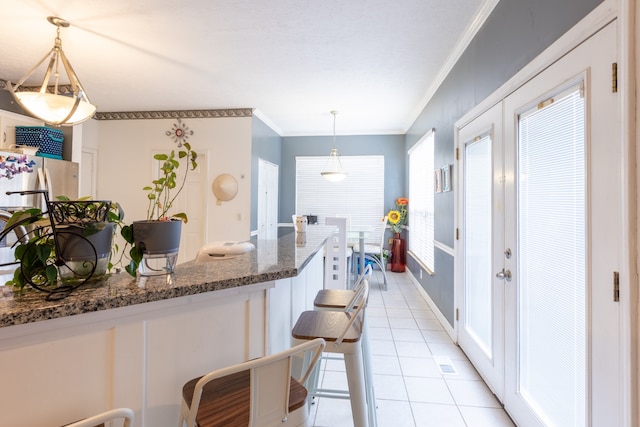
(0, 226, 333, 427)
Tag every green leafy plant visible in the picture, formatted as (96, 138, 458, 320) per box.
(2, 197, 124, 291)
(120, 143, 198, 277)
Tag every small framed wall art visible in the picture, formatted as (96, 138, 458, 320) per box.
(441, 164, 452, 192)
(434, 168, 442, 193)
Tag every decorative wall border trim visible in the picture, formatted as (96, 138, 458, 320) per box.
(0, 81, 253, 120)
(94, 109, 253, 120)
(0, 80, 76, 95)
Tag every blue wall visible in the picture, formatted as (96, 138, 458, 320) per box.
(251, 115, 282, 231)
(406, 0, 604, 326)
(280, 134, 406, 225)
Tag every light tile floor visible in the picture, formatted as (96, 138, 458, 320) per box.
(309, 270, 516, 427)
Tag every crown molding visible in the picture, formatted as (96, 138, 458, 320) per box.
(93, 109, 253, 120)
(404, 0, 500, 131)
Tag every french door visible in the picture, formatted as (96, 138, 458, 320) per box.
(458, 102, 505, 400)
(458, 20, 622, 426)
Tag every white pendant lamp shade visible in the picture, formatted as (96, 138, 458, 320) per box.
(321, 148, 347, 182)
(9, 16, 96, 126)
(13, 91, 96, 125)
(321, 111, 347, 182)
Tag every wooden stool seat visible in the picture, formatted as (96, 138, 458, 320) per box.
(313, 289, 357, 310)
(292, 310, 363, 343)
(179, 338, 325, 427)
(182, 370, 307, 427)
(313, 265, 371, 311)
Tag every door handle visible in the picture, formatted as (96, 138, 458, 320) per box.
(496, 268, 512, 282)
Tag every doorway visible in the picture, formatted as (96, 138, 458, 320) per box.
(456, 20, 623, 426)
(258, 158, 279, 239)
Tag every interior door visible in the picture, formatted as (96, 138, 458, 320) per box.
(502, 20, 620, 427)
(258, 158, 279, 239)
(457, 102, 505, 400)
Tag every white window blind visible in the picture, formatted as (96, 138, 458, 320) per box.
(296, 156, 384, 242)
(517, 83, 585, 426)
(408, 130, 435, 272)
(464, 132, 493, 356)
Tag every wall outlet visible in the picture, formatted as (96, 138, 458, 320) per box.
(420, 269, 423, 279)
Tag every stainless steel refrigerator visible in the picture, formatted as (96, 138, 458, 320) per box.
(0, 151, 79, 210)
(0, 151, 79, 281)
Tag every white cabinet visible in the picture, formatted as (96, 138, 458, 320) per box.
(0, 284, 269, 427)
(0, 250, 325, 427)
(267, 251, 324, 354)
(0, 109, 43, 149)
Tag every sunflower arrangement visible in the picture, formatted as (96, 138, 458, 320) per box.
(387, 197, 408, 234)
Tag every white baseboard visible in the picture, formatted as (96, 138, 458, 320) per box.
(406, 269, 457, 342)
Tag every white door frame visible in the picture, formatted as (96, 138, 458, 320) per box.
(453, 1, 636, 425)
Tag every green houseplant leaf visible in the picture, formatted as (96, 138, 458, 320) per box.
(121, 143, 198, 277)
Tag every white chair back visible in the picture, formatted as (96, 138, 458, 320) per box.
(374, 215, 388, 251)
(324, 216, 349, 290)
(64, 408, 134, 427)
(185, 338, 325, 427)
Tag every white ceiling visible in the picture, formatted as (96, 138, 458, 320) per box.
(0, 0, 490, 136)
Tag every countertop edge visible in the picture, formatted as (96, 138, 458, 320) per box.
(0, 227, 334, 328)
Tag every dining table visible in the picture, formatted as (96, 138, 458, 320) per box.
(347, 225, 374, 284)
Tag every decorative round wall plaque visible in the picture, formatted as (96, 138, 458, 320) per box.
(165, 118, 193, 147)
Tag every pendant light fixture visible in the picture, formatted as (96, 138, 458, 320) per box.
(8, 16, 96, 126)
(320, 111, 347, 182)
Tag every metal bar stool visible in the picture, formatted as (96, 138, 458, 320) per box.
(292, 278, 371, 427)
(312, 265, 377, 427)
(179, 338, 325, 427)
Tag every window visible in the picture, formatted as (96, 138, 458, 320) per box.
(408, 129, 435, 272)
(296, 155, 384, 241)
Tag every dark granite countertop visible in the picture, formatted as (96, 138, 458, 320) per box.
(0, 226, 334, 328)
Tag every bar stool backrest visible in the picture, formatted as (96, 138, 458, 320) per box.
(344, 264, 372, 313)
(185, 338, 326, 427)
(335, 278, 370, 347)
(63, 407, 134, 427)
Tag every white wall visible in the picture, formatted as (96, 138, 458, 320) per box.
(93, 116, 252, 261)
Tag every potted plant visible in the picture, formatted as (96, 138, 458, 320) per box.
(1, 196, 124, 297)
(387, 197, 408, 272)
(121, 143, 198, 277)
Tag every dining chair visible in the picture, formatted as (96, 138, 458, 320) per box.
(352, 216, 388, 290)
(324, 216, 352, 290)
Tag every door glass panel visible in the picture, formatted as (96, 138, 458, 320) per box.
(517, 83, 585, 426)
(464, 133, 493, 356)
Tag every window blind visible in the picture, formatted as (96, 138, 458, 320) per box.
(517, 83, 585, 426)
(296, 155, 384, 242)
(408, 130, 435, 272)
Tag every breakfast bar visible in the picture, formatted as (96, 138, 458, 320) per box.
(0, 226, 334, 427)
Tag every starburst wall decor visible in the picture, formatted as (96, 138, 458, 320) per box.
(166, 118, 193, 147)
